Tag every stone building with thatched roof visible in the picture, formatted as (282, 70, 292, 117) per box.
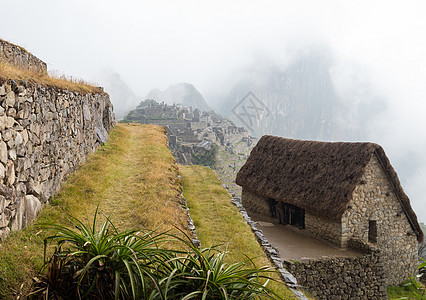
(236, 135, 423, 285)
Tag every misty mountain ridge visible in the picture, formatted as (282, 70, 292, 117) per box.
(146, 83, 211, 112)
(218, 48, 385, 141)
(98, 71, 140, 120)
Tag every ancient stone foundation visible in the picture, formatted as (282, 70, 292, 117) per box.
(0, 79, 115, 240)
(283, 239, 388, 300)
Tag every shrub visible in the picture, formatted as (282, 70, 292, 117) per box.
(155, 244, 278, 299)
(32, 210, 175, 299)
(31, 211, 279, 299)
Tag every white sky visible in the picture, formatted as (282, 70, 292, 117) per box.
(1, 0, 426, 222)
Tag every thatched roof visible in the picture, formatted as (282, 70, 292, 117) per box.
(236, 135, 423, 243)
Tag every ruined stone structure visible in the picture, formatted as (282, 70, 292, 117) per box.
(0, 39, 47, 74)
(126, 100, 251, 165)
(0, 42, 115, 240)
(236, 135, 423, 295)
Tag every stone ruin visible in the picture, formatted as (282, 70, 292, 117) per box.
(0, 40, 115, 240)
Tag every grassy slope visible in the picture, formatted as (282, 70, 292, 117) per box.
(0, 124, 189, 299)
(179, 165, 294, 299)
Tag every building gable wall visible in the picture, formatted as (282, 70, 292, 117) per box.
(342, 154, 418, 285)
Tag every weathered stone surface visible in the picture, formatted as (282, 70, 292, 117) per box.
(0, 163, 5, 179)
(0, 207, 11, 228)
(6, 160, 15, 186)
(342, 156, 418, 285)
(0, 39, 47, 73)
(0, 79, 115, 240)
(0, 142, 7, 164)
(0, 115, 6, 131)
(11, 198, 24, 231)
(283, 249, 388, 300)
(0, 183, 13, 197)
(9, 149, 17, 161)
(24, 194, 42, 226)
(6, 91, 15, 107)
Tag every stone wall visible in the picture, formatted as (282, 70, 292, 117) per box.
(342, 154, 419, 285)
(304, 212, 342, 247)
(241, 189, 270, 218)
(0, 40, 47, 74)
(242, 189, 344, 245)
(0, 78, 115, 240)
(241, 154, 419, 286)
(283, 243, 388, 300)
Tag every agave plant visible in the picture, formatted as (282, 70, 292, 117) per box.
(35, 210, 175, 300)
(32, 211, 281, 299)
(151, 239, 279, 300)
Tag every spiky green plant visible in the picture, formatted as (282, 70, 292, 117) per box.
(31, 210, 280, 299)
(33, 210, 175, 300)
(152, 240, 279, 300)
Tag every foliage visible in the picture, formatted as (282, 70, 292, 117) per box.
(153, 237, 279, 299)
(390, 258, 426, 300)
(31, 211, 279, 299)
(32, 209, 173, 299)
(192, 144, 218, 168)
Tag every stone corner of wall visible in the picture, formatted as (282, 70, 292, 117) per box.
(347, 237, 380, 254)
(0, 39, 48, 74)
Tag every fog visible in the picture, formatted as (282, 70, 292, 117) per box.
(1, 0, 425, 222)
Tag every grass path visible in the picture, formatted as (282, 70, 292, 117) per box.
(179, 165, 295, 299)
(0, 124, 189, 298)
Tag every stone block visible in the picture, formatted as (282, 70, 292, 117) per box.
(24, 194, 41, 226)
(6, 91, 15, 107)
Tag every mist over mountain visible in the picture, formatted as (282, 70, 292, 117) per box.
(218, 47, 385, 141)
(98, 71, 140, 120)
(146, 83, 211, 112)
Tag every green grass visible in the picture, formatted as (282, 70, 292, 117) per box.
(179, 165, 295, 299)
(387, 281, 425, 299)
(0, 124, 190, 299)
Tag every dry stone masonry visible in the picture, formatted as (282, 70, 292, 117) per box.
(0, 40, 115, 240)
(236, 136, 423, 298)
(342, 156, 419, 285)
(0, 39, 47, 74)
(283, 238, 387, 300)
(0, 79, 115, 240)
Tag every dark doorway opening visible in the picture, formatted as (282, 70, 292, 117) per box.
(268, 199, 305, 229)
(368, 220, 377, 243)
